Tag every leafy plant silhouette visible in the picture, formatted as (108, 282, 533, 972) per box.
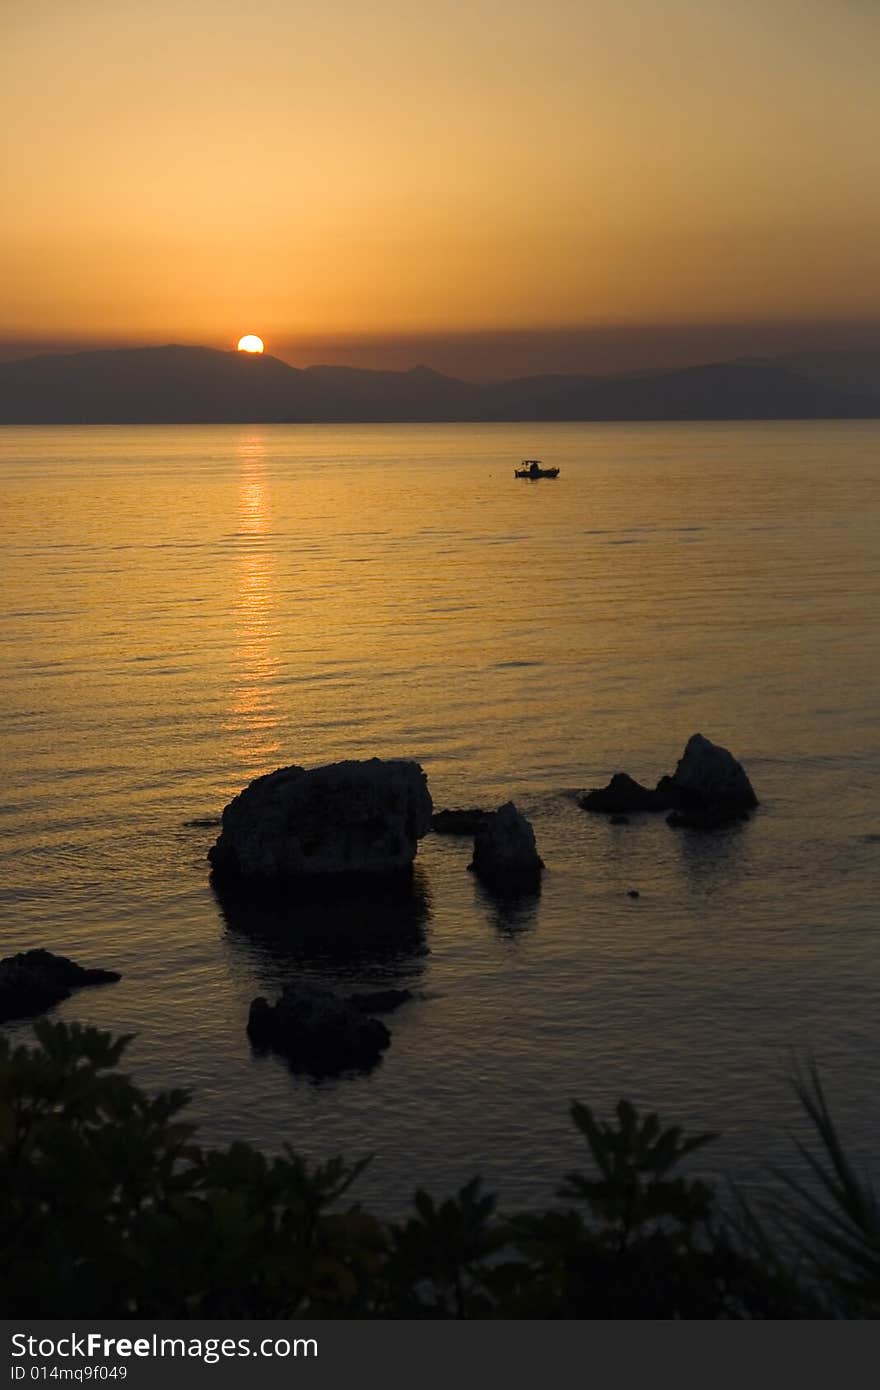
(0, 1022, 874, 1317)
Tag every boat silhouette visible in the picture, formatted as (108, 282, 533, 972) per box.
(515, 459, 560, 479)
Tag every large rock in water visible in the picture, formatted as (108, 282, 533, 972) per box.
(0, 949, 121, 1023)
(208, 758, 433, 880)
(662, 733, 758, 828)
(247, 983, 391, 1073)
(469, 801, 544, 888)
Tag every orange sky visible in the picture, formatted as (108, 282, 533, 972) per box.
(2, 0, 878, 371)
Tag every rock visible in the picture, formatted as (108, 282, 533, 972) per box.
(209, 758, 433, 880)
(247, 982, 391, 1073)
(579, 735, 758, 831)
(431, 807, 490, 835)
(347, 988, 413, 1014)
(469, 802, 544, 888)
(627, 889, 640, 899)
(664, 733, 758, 828)
(579, 772, 670, 815)
(0, 949, 121, 1024)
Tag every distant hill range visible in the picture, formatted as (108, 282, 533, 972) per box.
(0, 344, 878, 424)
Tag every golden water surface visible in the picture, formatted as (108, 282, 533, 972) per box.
(1, 421, 878, 1206)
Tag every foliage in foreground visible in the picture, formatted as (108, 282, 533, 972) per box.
(0, 1022, 877, 1318)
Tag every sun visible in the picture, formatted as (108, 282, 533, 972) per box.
(237, 335, 264, 354)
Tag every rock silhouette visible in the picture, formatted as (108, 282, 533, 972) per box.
(580, 772, 670, 815)
(663, 733, 759, 828)
(0, 949, 121, 1023)
(470, 802, 544, 889)
(580, 734, 758, 830)
(247, 982, 391, 1074)
(209, 758, 433, 881)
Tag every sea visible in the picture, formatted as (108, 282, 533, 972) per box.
(1, 420, 878, 1211)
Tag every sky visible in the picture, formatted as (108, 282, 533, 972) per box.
(2, 0, 879, 376)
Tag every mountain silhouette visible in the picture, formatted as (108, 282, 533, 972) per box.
(0, 345, 874, 424)
(482, 362, 876, 421)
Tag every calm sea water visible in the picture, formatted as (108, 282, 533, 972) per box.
(1, 421, 878, 1209)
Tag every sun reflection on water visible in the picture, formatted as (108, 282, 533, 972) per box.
(225, 434, 282, 771)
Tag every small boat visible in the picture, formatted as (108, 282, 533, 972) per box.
(515, 459, 560, 479)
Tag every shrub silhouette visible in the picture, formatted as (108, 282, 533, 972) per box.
(0, 1021, 873, 1317)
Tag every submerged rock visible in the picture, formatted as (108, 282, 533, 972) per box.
(209, 758, 433, 880)
(579, 772, 669, 815)
(663, 733, 758, 829)
(469, 802, 544, 888)
(247, 982, 391, 1073)
(431, 807, 490, 836)
(0, 949, 121, 1024)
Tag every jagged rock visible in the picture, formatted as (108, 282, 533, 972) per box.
(431, 807, 490, 835)
(209, 758, 433, 880)
(0, 949, 121, 1024)
(579, 772, 669, 815)
(469, 802, 544, 888)
(579, 735, 758, 831)
(664, 733, 758, 829)
(247, 982, 391, 1073)
(347, 988, 413, 1014)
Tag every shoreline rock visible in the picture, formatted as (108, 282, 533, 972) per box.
(0, 950, 121, 1024)
(209, 758, 433, 881)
